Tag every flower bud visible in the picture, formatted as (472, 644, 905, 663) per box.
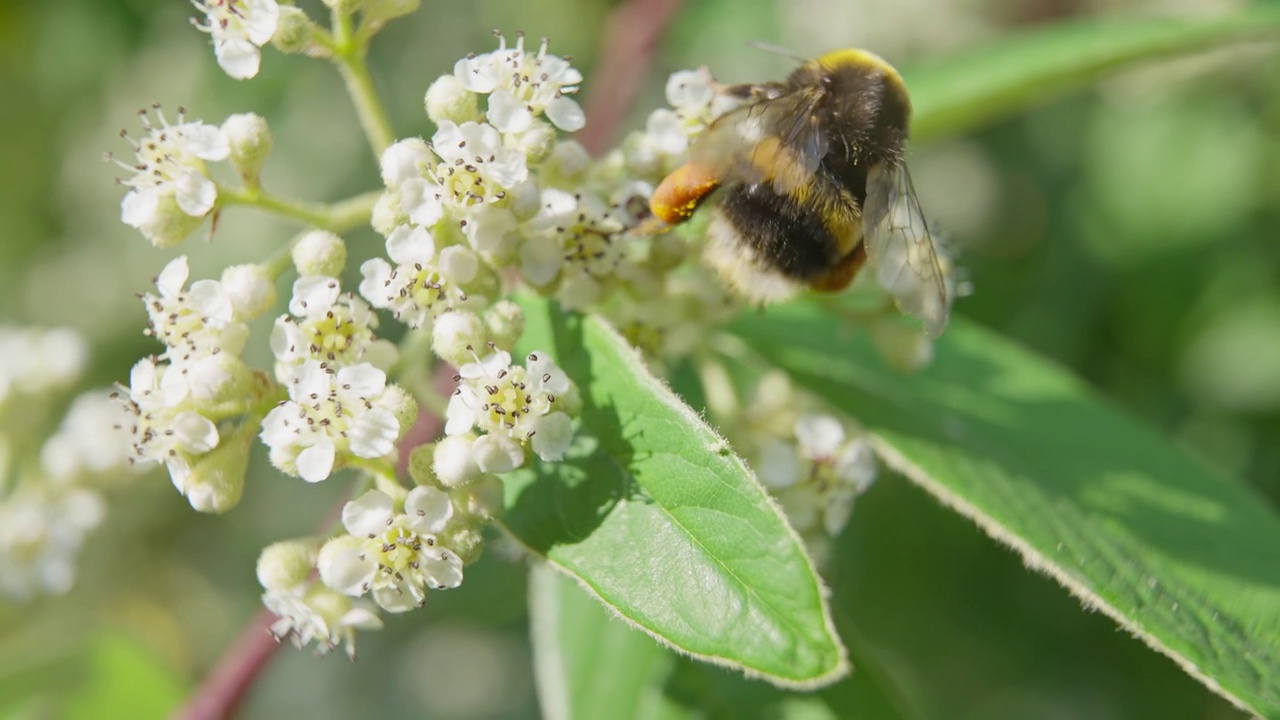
(425, 75, 481, 126)
(363, 0, 420, 20)
(291, 230, 347, 277)
(178, 428, 251, 513)
(257, 540, 318, 591)
(371, 191, 406, 236)
(513, 120, 556, 165)
(377, 384, 418, 433)
(432, 311, 487, 367)
(379, 138, 432, 189)
(483, 301, 524, 351)
(433, 435, 480, 488)
(548, 140, 590, 181)
(221, 113, 272, 182)
(271, 6, 316, 54)
(407, 443, 440, 488)
(221, 264, 277, 320)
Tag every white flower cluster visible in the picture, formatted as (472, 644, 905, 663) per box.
(438, 349, 577, 478)
(739, 374, 879, 563)
(0, 329, 136, 601)
(260, 237, 415, 484)
(0, 326, 87, 407)
(118, 256, 273, 511)
(259, 475, 494, 654)
(114, 108, 273, 248)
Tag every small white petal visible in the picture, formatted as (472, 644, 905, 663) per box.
(347, 408, 400, 458)
(173, 168, 218, 216)
(545, 97, 585, 132)
(404, 486, 453, 535)
(172, 411, 219, 454)
(472, 433, 525, 474)
(531, 412, 573, 462)
(420, 546, 464, 589)
(185, 124, 231, 161)
(215, 38, 263, 80)
(385, 224, 435, 266)
(342, 490, 396, 536)
(795, 413, 846, 458)
(155, 256, 191, 298)
(438, 246, 478, 284)
(297, 442, 337, 482)
(487, 90, 532, 134)
(289, 275, 341, 318)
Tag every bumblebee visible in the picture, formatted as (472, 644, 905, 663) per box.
(649, 49, 950, 337)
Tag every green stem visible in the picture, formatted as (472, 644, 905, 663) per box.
(346, 455, 397, 481)
(330, 10, 395, 158)
(217, 186, 379, 234)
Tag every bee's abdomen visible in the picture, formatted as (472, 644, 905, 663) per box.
(719, 183, 849, 281)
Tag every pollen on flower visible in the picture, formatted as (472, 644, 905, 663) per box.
(454, 32, 585, 133)
(317, 487, 464, 612)
(444, 349, 576, 469)
(259, 361, 404, 483)
(113, 106, 229, 247)
(272, 276, 397, 379)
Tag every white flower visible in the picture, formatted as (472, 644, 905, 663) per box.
(192, 0, 280, 80)
(432, 120, 529, 204)
(0, 484, 105, 601)
(118, 357, 222, 489)
(0, 326, 87, 406)
(41, 390, 136, 483)
(454, 33, 585, 132)
(263, 581, 383, 659)
(115, 107, 229, 246)
(260, 361, 404, 483)
(318, 487, 464, 612)
(445, 350, 575, 469)
(358, 225, 484, 331)
(758, 413, 879, 539)
(529, 188, 625, 311)
(142, 256, 250, 359)
(271, 276, 396, 379)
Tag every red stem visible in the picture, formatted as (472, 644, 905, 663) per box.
(578, 0, 686, 156)
(170, 609, 279, 720)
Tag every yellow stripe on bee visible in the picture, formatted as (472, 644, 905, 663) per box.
(811, 49, 910, 108)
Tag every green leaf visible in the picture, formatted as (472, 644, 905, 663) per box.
(729, 304, 1280, 717)
(906, 7, 1280, 142)
(529, 562, 909, 720)
(62, 633, 186, 720)
(501, 296, 846, 687)
(528, 562, 684, 720)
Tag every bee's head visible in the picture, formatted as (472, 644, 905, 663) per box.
(789, 49, 912, 166)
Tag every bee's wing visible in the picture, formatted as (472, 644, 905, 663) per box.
(689, 87, 829, 196)
(862, 163, 950, 338)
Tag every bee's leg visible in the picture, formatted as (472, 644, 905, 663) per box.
(810, 243, 867, 292)
(649, 163, 720, 225)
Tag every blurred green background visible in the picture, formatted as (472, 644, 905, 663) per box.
(2, 0, 1278, 718)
